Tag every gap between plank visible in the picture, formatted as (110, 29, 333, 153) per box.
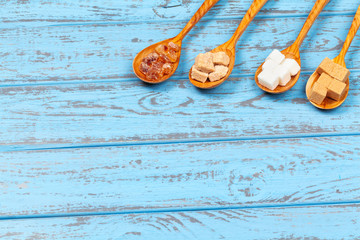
(1, 200, 360, 221)
(2, 132, 360, 153)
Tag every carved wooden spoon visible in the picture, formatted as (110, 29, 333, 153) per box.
(255, 0, 330, 94)
(306, 4, 360, 109)
(133, 0, 220, 84)
(189, 0, 268, 89)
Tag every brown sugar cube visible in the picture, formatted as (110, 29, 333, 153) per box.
(191, 66, 208, 83)
(327, 79, 347, 101)
(331, 63, 350, 82)
(309, 82, 327, 105)
(209, 65, 229, 82)
(316, 57, 350, 82)
(316, 57, 333, 75)
(195, 52, 215, 73)
(212, 52, 230, 66)
(316, 73, 333, 88)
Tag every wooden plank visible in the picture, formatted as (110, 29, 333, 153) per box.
(1, 204, 360, 239)
(1, 14, 360, 85)
(0, 0, 358, 26)
(0, 71, 359, 146)
(1, 135, 360, 216)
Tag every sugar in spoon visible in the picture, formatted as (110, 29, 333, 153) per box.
(189, 0, 269, 89)
(255, 0, 330, 94)
(133, 0, 220, 84)
(306, 4, 360, 109)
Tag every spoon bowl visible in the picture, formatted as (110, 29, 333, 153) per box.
(254, 0, 329, 94)
(189, 45, 235, 89)
(255, 47, 301, 94)
(305, 67, 349, 110)
(189, 0, 269, 89)
(133, 38, 182, 84)
(133, 0, 221, 84)
(305, 3, 360, 110)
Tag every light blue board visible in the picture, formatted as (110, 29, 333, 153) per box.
(0, 0, 358, 26)
(2, 13, 360, 84)
(0, 72, 359, 148)
(1, 204, 360, 239)
(1, 0, 360, 239)
(1, 135, 360, 216)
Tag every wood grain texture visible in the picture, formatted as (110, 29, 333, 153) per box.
(0, 72, 359, 147)
(2, 204, 360, 239)
(2, 14, 360, 85)
(189, 0, 270, 89)
(335, 3, 360, 66)
(1, 0, 360, 237)
(1, 135, 360, 216)
(0, 0, 358, 26)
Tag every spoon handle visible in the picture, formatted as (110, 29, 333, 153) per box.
(174, 0, 220, 42)
(334, 4, 360, 65)
(290, 0, 330, 52)
(226, 0, 268, 48)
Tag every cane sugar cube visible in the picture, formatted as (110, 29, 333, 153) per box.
(258, 69, 279, 90)
(209, 65, 229, 82)
(262, 59, 278, 71)
(316, 57, 333, 75)
(212, 52, 230, 66)
(331, 63, 350, 82)
(309, 82, 327, 105)
(275, 64, 291, 87)
(191, 66, 208, 83)
(316, 57, 350, 82)
(327, 79, 346, 101)
(282, 58, 300, 76)
(266, 49, 285, 64)
(316, 73, 333, 88)
(195, 52, 215, 73)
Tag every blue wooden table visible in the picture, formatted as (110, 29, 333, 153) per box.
(1, 0, 360, 239)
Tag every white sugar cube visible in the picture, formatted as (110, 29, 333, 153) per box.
(258, 69, 279, 90)
(262, 59, 278, 71)
(282, 58, 300, 76)
(275, 64, 291, 86)
(265, 49, 285, 64)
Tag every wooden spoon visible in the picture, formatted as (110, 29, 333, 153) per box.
(133, 0, 220, 84)
(306, 4, 360, 110)
(255, 0, 330, 94)
(189, 0, 268, 89)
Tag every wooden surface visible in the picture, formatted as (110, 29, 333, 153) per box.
(1, 0, 360, 239)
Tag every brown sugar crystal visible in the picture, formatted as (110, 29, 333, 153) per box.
(327, 79, 347, 101)
(140, 42, 180, 81)
(168, 42, 180, 52)
(309, 82, 327, 105)
(316, 57, 350, 82)
(155, 44, 178, 63)
(162, 63, 172, 75)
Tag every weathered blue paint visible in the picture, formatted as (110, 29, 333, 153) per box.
(1, 135, 360, 217)
(1, 204, 360, 239)
(1, 0, 360, 238)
